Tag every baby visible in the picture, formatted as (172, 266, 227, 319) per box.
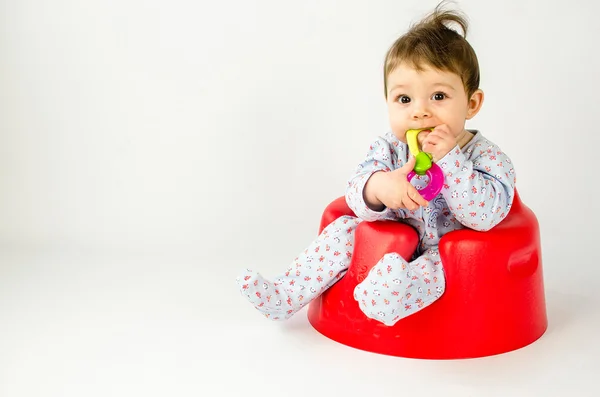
(236, 3, 516, 326)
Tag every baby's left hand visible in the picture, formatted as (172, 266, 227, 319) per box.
(421, 124, 457, 162)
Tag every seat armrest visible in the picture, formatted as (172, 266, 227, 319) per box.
(319, 196, 356, 234)
(439, 200, 541, 279)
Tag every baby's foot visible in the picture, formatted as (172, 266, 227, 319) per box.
(236, 269, 296, 320)
(353, 253, 409, 326)
(353, 253, 443, 326)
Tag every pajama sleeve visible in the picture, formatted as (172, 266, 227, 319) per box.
(437, 142, 516, 232)
(345, 136, 404, 222)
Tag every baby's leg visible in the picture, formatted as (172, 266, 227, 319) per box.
(236, 215, 361, 320)
(353, 247, 445, 326)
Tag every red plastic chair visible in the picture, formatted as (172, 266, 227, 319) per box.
(307, 190, 547, 359)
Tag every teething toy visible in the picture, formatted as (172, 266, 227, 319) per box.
(405, 128, 444, 201)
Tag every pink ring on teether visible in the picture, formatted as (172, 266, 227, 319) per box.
(407, 163, 444, 201)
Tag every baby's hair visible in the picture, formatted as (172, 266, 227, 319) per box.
(383, 1, 480, 99)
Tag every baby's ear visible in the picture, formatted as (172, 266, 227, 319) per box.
(466, 89, 484, 119)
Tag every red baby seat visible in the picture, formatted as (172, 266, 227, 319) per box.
(307, 190, 547, 359)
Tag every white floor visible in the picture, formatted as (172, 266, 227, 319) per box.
(0, 250, 598, 397)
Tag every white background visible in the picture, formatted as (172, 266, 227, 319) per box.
(1, 0, 599, 396)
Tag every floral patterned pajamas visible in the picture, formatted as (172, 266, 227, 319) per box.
(237, 215, 360, 320)
(237, 130, 516, 326)
(354, 248, 444, 326)
(237, 215, 445, 323)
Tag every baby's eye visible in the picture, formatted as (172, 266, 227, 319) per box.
(397, 95, 411, 104)
(432, 92, 446, 101)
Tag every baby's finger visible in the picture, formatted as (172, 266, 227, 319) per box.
(406, 185, 429, 207)
(417, 130, 431, 146)
(424, 132, 443, 143)
(402, 192, 419, 211)
(432, 125, 451, 136)
(399, 155, 416, 173)
(422, 141, 435, 152)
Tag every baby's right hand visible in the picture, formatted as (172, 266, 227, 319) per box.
(376, 156, 429, 211)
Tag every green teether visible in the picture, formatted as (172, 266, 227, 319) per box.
(414, 152, 433, 176)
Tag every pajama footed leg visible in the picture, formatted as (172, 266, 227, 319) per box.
(236, 269, 296, 320)
(353, 248, 445, 326)
(236, 215, 361, 320)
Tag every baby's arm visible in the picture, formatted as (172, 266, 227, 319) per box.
(438, 141, 516, 231)
(345, 137, 405, 222)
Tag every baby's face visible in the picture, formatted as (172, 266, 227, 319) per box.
(385, 62, 478, 145)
